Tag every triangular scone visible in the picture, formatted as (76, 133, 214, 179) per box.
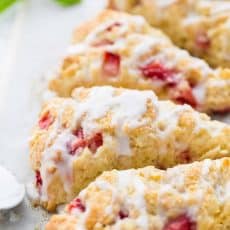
(46, 158, 230, 229)
(30, 86, 230, 211)
(108, 0, 230, 69)
(49, 10, 230, 113)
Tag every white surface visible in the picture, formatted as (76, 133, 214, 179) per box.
(0, 166, 25, 210)
(0, 0, 105, 229)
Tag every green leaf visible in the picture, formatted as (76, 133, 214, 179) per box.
(55, 0, 81, 6)
(0, 0, 18, 12)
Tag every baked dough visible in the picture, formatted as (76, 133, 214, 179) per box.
(108, 0, 230, 69)
(30, 86, 230, 211)
(46, 158, 230, 229)
(49, 10, 230, 113)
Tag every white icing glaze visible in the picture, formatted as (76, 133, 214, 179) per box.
(200, 159, 212, 177)
(207, 77, 230, 88)
(204, 1, 230, 15)
(156, 0, 177, 8)
(193, 112, 226, 137)
(115, 170, 149, 229)
(40, 130, 78, 201)
(158, 163, 205, 221)
(182, 13, 202, 26)
(192, 82, 206, 105)
(0, 166, 25, 210)
(85, 15, 145, 44)
(115, 132, 131, 156)
(94, 170, 149, 230)
(200, 159, 230, 203)
(131, 35, 167, 60)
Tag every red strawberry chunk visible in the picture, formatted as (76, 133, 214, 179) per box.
(35, 170, 42, 189)
(67, 128, 86, 155)
(174, 87, 197, 108)
(164, 215, 195, 230)
(119, 210, 129, 219)
(68, 198, 86, 212)
(195, 31, 210, 51)
(102, 52, 120, 77)
(38, 112, 54, 130)
(73, 128, 84, 140)
(66, 139, 86, 155)
(67, 128, 103, 155)
(140, 62, 177, 86)
(87, 133, 103, 154)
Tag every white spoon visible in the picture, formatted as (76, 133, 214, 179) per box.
(0, 165, 25, 210)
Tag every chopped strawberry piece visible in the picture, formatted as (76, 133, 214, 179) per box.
(67, 128, 86, 155)
(106, 22, 121, 32)
(68, 198, 86, 212)
(102, 52, 120, 77)
(67, 128, 103, 155)
(174, 87, 197, 108)
(38, 112, 54, 130)
(35, 170, 42, 188)
(140, 62, 177, 86)
(195, 31, 210, 51)
(73, 128, 84, 139)
(66, 139, 86, 155)
(119, 210, 129, 219)
(164, 215, 195, 230)
(87, 133, 103, 154)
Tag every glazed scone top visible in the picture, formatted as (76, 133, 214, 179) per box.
(32, 87, 157, 201)
(31, 87, 228, 205)
(53, 10, 230, 112)
(51, 158, 230, 230)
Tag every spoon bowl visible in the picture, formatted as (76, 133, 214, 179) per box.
(0, 166, 25, 210)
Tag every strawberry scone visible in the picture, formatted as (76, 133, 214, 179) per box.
(49, 10, 230, 113)
(108, 0, 230, 69)
(30, 86, 230, 211)
(46, 158, 230, 230)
